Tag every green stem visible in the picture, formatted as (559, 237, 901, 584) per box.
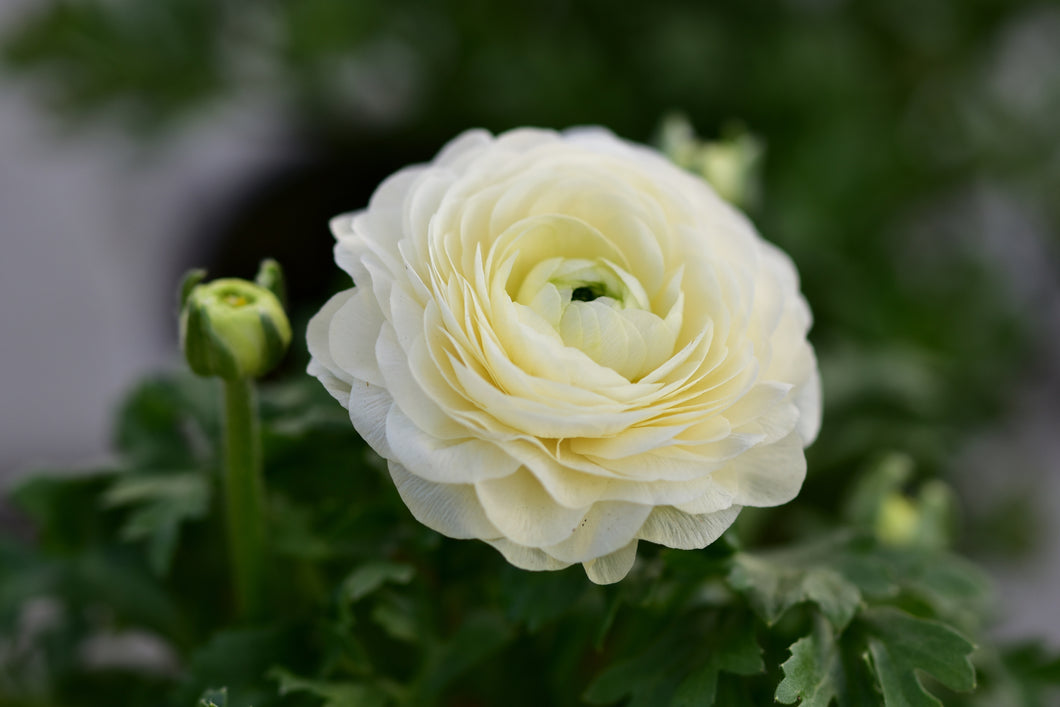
(222, 376, 267, 619)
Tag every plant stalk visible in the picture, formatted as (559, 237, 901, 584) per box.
(222, 376, 267, 618)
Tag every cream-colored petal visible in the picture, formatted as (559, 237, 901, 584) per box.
(346, 381, 394, 458)
(671, 483, 738, 515)
(544, 501, 652, 564)
(307, 358, 352, 407)
(636, 505, 741, 549)
(306, 297, 356, 404)
(432, 128, 492, 168)
(306, 289, 358, 400)
(389, 463, 500, 540)
(475, 469, 590, 547)
(793, 365, 822, 445)
(486, 538, 571, 572)
(375, 324, 466, 440)
(582, 540, 639, 584)
(709, 430, 807, 507)
(328, 289, 386, 387)
(385, 406, 520, 484)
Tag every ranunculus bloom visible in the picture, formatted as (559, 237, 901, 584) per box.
(308, 128, 821, 584)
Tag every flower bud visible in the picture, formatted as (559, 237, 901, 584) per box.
(658, 113, 764, 209)
(179, 262, 291, 380)
(875, 480, 957, 550)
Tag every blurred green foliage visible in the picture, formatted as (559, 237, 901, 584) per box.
(1, 372, 1056, 706)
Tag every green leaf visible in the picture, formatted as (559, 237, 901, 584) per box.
(113, 374, 218, 468)
(585, 611, 762, 707)
(882, 550, 991, 633)
(103, 471, 211, 575)
(729, 548, 861, 630)
(775, 625, 840, 707)
(977, 641, 1060, 707)
(371, 593, 420, 643)
(672, 616, 763, 706)
(270, 667, 390, 707)
(862, 608, 976, 706)
(498, 564, 589, 632)
(198, 687, 228, 707)
(9, 472, 118, 552)
(177, 626, 303, 707)
(341, 562, 415, 604)
(413, 611, 515, 700)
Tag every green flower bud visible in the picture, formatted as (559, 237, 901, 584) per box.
(657, 113, 764, 209)
(179, 262, 291, 380)
(875, 479, 957, 551)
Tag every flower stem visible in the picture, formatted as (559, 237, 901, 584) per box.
(222, 376, 267, 618)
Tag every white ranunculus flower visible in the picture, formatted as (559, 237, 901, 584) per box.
(308, 127, 821, 584)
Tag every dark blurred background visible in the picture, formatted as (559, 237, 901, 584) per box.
(1, 0, 1058, 641)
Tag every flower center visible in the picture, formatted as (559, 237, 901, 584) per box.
(513, 257, 677, 380)
(571, 285, 606, 302)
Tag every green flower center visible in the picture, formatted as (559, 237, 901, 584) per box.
(513, 257, 679, 380)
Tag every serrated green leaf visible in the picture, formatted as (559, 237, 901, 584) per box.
(729, 551, 861, 630)
(103, 471, 210, 575)
(341, 562, 415, 604)
(775, 625, 840, 707)
(269, 667, 389, 707)
(880, 549, 991, 633)
(862, 607, 976, 706)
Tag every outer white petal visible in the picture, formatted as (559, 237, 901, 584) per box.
(306, 289, 358, 403)
(636, 505, 742, 549)
(389, 464, 501, 540)
(709, 431, 807, 507)
(328, 288, 386, 387)
(475, 469, 590, 548)
(544, 501, 652, 564)
(433, 129, 493, 168)
(347, 382, 395, 459)
(582, 540, 639, 584)
(486, 538, 571, 572)
(384, 406, 520, 484)
(793, 364, 822, 445)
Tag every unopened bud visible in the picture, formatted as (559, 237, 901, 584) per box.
(179, 261, 291, 380)
(658, 114, 764, 209)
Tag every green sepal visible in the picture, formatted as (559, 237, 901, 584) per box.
(255, 258, 287, 306)
(259, 309, 289, 370)
(180, 268, 208, 308)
